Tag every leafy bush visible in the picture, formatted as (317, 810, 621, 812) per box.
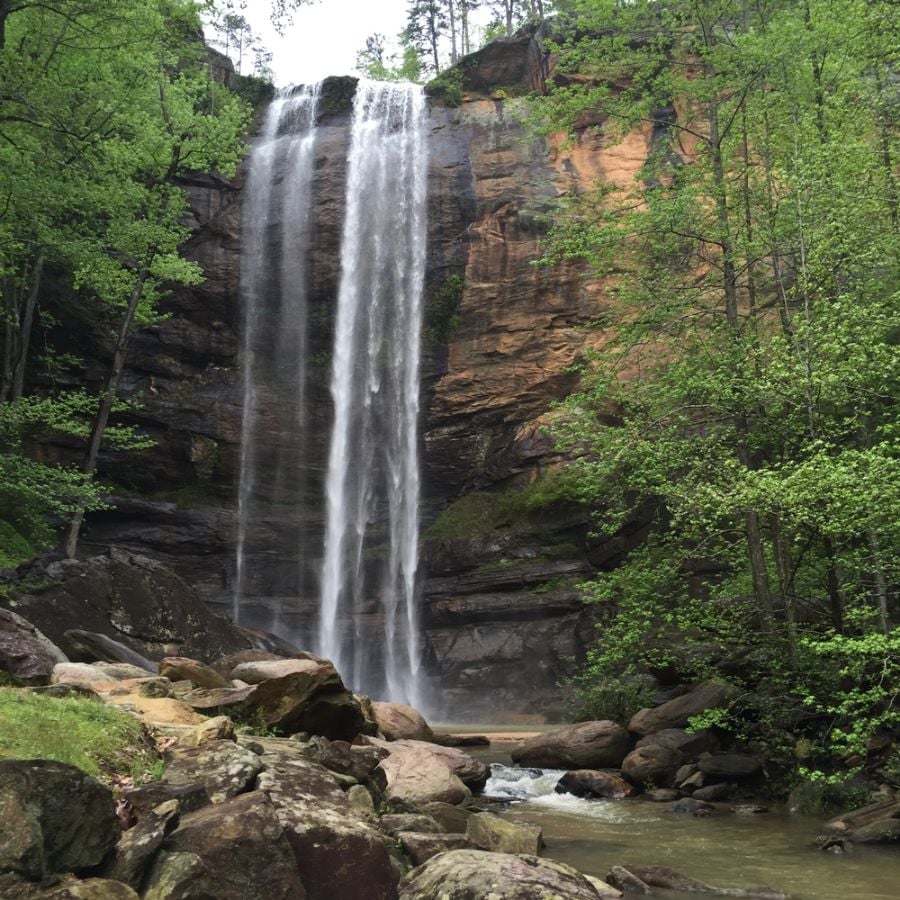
(426, 68, 465, 107)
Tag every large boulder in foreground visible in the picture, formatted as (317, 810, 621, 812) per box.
(511, 721, 631, 769)
(0, 550, 252, 663)
(628, 682, 730, 736)
(0, 608, 65, 686)
(369, 737, 489, 792)
(398, 849, 606, 899)
(143, 791, 305, 900)
(257, 753, 399, 900)
(372, 701, 433, 742)
(0, 760, 118, 879)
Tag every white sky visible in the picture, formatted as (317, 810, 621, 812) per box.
(227, 0, 492, 87)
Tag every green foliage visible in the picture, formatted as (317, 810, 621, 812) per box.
(0, 521, 34, 569)
(538, 0, 900, 781)
(426, 468, 583, 540)
(424, 274, 464, 346)
(426, 68, 466, 107)
(565, 672, 655, 724)
(230, 73, 277, 107)
(0, 688, 162, 782)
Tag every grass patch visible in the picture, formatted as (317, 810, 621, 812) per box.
(0, 688, 162, 783)
(425, 469, 583, 540)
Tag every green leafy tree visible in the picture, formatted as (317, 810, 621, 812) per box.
(539, 0, 898, 776)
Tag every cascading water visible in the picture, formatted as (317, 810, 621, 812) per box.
(234, 83, 321, 628)
(318, 81, 428, 707)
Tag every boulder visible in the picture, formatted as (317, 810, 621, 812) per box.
(693, 783, 733, 802)
(297, 735, 384, 781)
(0, 760, 118, 879)
(370, 738, 488, 792)
(606, 866, 652, 895)
(162, 740, 262, 803)
(466, 812, 542, 855)
(0, 873, 139, 898)
(397, 849, 603, 899)
(62, 631, 156, 673)
(377, 745, 471, 806)
(628, 682, 730, 736)
(826, 798, 900, 833)
(379, 814, 445, 836)
(179, 685, 256, 710)
(622, 865, 788, 898)
(239, 666, 364, 740)
(371, 701, 433, 741)
(420, 800, 473, 834)
(123, 782, 210, 819)
(105, 695, 205, 726)
(93, 663, 158, 681)
(231, 658, 322, 684)
(585, 875, 624, 898)
(635, 728, 719, 757)
(0, 551, 251, 664)
(51, 663, 127, 688)
(0, 608, 63, 686)
(621, 745, 685, 788)
(347, 784, 375, 814)
(210, 649, 283, 679)
(103, 799, 179, 888)
(511, 721, 631, 769)
(396, 831, 470, 865)
(175, 715, 235, 748)
(159, 657, 229, 689)
(556, 770, 637, 799)
(847, 817, 900, 844)
(257, 754, 399, 900)
(143, 792, 305, 899)
(698, 753, 763, 780)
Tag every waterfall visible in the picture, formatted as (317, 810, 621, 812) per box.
(234, 84, 321, 627)
(318, 81, 428, 707)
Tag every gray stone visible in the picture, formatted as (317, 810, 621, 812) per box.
(511, 721, 632, 769)
(465, 811, 542, 855)
(162, 740, 262, 803)
(622, 744, 685, 788)
(698, 753, 762, 780)
(396, 831, 470, 865)
(104, 799, 179, 888)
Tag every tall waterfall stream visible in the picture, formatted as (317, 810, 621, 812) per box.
(236, 81, 426, 707)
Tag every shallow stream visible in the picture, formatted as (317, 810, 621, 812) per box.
(450, 730, 900, 899)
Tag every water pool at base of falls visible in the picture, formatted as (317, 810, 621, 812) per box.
(478, 760, 900, 900)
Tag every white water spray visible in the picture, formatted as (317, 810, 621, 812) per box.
(318, 81, 428, 706)
(234, 84, 321, 625)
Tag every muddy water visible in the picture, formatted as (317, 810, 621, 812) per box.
(445, 730, 900, 900)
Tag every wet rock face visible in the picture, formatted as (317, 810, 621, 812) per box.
(58, 41, 655, 714)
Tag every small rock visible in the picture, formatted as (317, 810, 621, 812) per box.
(680, 771, 705, 791)
(465, 811, 542, 855)
(675, 763, 699, 785)
(347, 784, 375, 814)
(379, 813, 445, 836)
(104, 799, 179, 888)
(585, 874, 624, 898)
(420, 801, 472, 833)
(175, 716, 235, 749)
(135, 678, 173, 698)
(670, 797, 715, 816)
(606, 866, 652, 894)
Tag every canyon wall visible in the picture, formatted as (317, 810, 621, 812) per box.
(73, 37, 653, 720)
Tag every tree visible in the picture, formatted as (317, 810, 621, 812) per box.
(356, 31, 423, 83)
(538, 0, 898, 773)
(0, 0, 248, 560)
(407, 0, 447, 73)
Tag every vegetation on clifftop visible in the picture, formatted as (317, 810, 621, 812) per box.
(539, 0, 899, 789)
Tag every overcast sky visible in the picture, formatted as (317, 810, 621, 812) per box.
(227, 0, 491, 87)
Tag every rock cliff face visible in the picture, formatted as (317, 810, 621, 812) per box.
(72, 37, 653, 720)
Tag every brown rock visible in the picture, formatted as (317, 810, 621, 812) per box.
(369, 737, 488, 791)
(143, 792, 305, 899)
(635, 728, 719, 757)
(628, 682, 730, 736)
(105, 695, 205, 726)
(511, 721, 632, 769)
(398, 850, 602, 899)
(697, 753, 762, 780)
(0, 608, 62, 686)
(159, 657, 230, 689)
(371, 701, 433, 741)
(556, 769, 637, 799)
(420, 800, 473, 834)
(0, 760, 118, 880)
(231, 658, 321, 683)
(377, 746, 471, 806)
(210, 649, 283, 679)
(622, 745, 685, 788)
(175, 715, 235, 748)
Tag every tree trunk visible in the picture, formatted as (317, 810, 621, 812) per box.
(448, 0, 458, 64)
(12, 249, 43, 400)
(64, 267, 150, 558)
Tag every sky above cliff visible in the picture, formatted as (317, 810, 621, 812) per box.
(235, 0, 491, 87)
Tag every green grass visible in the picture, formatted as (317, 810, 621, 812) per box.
(0, 688, 162, 782)
(0, 519, 36, 569)
(425, 469, 584, 540)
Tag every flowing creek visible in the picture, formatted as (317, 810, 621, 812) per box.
(455, 733, 900, 900)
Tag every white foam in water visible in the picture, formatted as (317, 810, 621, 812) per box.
(486, 764, 658, 823)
